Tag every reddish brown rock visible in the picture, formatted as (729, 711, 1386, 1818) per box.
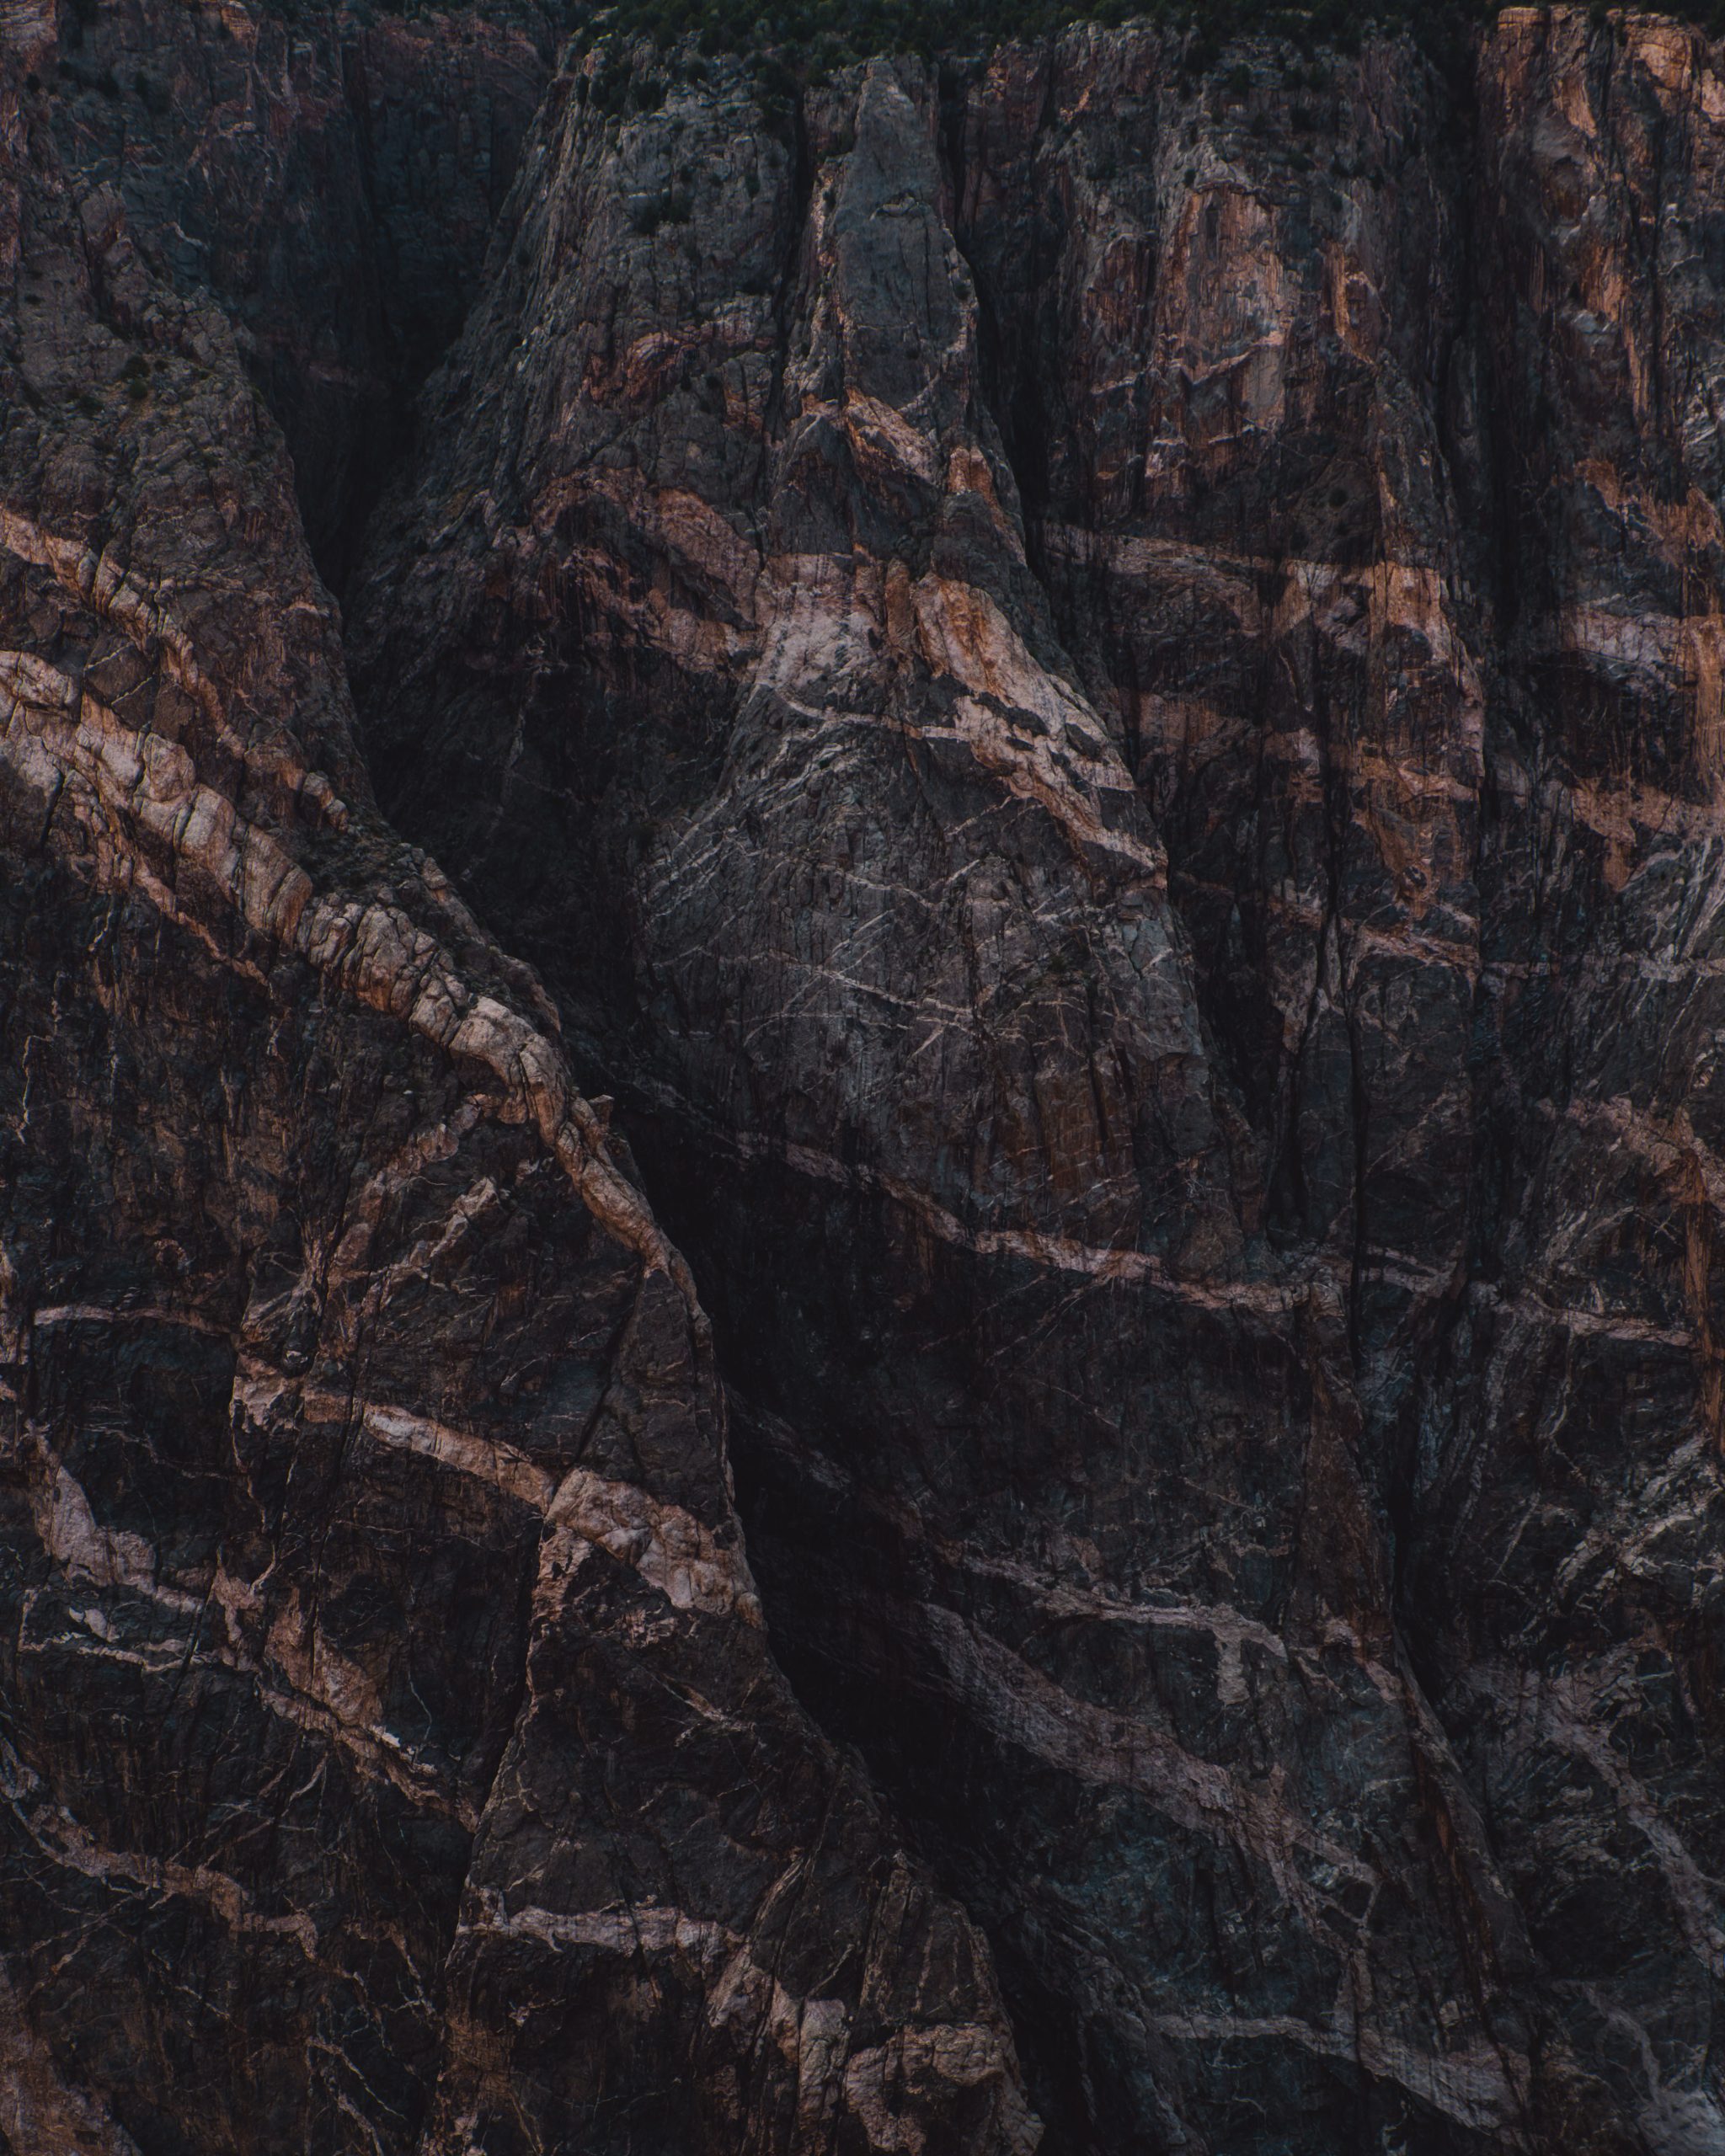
(0, 29, 1034, 2156)
(349, 15, 1725, 2153)
(4, 1, 1725, 2149)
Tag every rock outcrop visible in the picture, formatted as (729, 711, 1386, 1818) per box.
(3, 0, 1725, 2149)
(0, 20, 1033, 2155)
(36, 0, 553, 583)
(350, 13, 1725, 2153)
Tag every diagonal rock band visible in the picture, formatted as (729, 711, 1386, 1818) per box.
(2, 3, 1722, 2153)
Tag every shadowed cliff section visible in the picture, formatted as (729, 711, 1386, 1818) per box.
(2, 0, 1723, 2149)
(31, 0, 556, 589)
(0, 10, 1039, 2153)
(347, 13, 1725, 2155)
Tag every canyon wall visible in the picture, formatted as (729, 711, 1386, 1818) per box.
(3, 3, 1724, 2151)
(0, 11, 1031, 2153)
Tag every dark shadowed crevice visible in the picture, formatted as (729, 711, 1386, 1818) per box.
(40, 0, 557, 599)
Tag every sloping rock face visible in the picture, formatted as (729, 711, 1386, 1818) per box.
(345, 12, 1725, 2155)
(36, 0, 553, 583)
(4, 0, 1725, 2149)
(0, 20, 1036, 2156)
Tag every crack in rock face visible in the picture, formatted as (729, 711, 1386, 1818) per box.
(4, 3, 1725, 2152)
(0, 24, 1030, 2156)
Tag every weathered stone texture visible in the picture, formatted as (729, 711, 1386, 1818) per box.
(0, 24, 1033, 2156)
(350, 14, 1725, 2152)
(4, 3, 1725, 2151)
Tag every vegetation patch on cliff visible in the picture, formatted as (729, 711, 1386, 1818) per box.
(561, 0, 1692, 79)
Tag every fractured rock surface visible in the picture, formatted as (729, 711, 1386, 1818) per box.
(0, 18, 1032, 2154)
(3, 1, 1725, 2151)
(350, 15, 1725, 2153)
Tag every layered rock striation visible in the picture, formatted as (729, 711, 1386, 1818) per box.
(0, 15, 1033, 2154)
(350, 13, 1725, 2153)
(3, 1, 1724, 2151)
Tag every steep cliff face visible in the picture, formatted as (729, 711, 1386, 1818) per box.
(348, 13, 1725, 2154)
(3, 0, 1725, 2150)
(0, 19, 1034, 2156)
(34, 0, 552, 583)
(948, 19, 1725, 2146)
